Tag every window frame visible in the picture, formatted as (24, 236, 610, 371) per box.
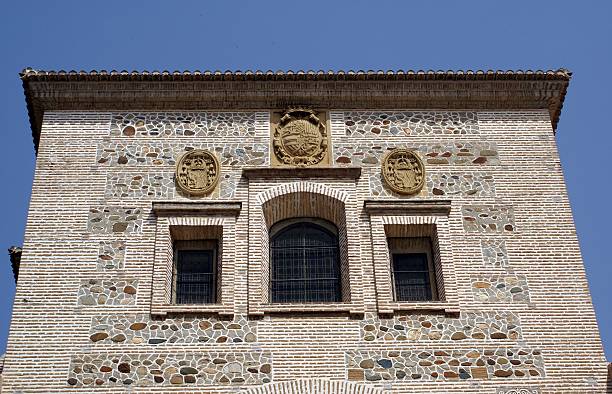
(172, 239, 218, 305)
(388, 237, 438, 302)
(269, 218, 342, 304)
(150, 201, 241, 317)
(243, 176, 365, 316)
(364, 200, 459, 314)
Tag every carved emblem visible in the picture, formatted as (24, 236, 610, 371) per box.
(273, 108, 328, 166)
(381, 148, 425, 195)
(175, 149, 220, 195)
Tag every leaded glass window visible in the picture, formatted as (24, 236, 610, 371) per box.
(270, 219, 341, 303)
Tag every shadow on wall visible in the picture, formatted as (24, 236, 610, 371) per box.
(608, 362, 612, 393)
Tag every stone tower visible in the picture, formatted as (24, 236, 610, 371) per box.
(2, 68, 609, 393)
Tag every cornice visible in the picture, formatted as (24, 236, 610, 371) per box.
(152, 201, 242, 216)
(20, 68, 571, 152)
(242, 166, 362, 179)
(364, 200, 452, 216)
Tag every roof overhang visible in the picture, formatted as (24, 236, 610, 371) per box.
(8, 246, 21, 283)
(20, 68, 571, 152)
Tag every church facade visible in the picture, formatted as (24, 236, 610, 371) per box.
(2, 69, 609, 393)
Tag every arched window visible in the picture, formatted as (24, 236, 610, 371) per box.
(270, 219, 341, 303)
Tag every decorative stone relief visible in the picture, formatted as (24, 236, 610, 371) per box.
(369, 172, 495, 198)
(381, 149, 425, 195)
(96, 240, 126, 270)
(345, 348, 544, 381)
(273, 108, 328, 166)
(89, 315, 257, 345)
(175, 149, 220, 196)
(97, 143, 268, 166)
(77, 279, 137, 306)
(343, 111, 479, 136)
(334, 141, 499, 166)
(496, 389, 539, 394)
(462, 205, 516, 233)
(67, 351, 272, 386)
(472, 275, 530, 303)
(360, 312, 521, 342)
(87, 207, 142, 234)
(110, 112, 256, 137)
(482, 239, 509, 267)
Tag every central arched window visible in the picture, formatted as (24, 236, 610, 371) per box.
(270, 219, 341, 303)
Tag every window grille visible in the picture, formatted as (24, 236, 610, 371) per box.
(173, 242, 216, 304)
(389, 237, 437, 302)
(270, 220, 341, 303)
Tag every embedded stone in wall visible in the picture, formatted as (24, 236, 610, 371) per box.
(343, 111, 479, 137)
(462, 205, 515, 233)
(110, 112, 256, 137)
(67, 351, 272, 386)
(89, 315, 257, 345)
(87, 206, 142, 234)
(96, 240, 126, 270)
(360, 312, 521, 342)
(472, 275, 530, 303)
(345, 348, 544, 382)
(482, 239, 509, 267)
(334, 142, 499, 166)
(369, 172, 495, 198)
(106, 173, 174, 199)
(96, 143, 268, 166)
(496, 388, 540, 394)
(77, 279, 137, 306)
(105, 171, 239, 200)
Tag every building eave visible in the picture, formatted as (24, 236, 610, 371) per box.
(20, 68, 571, 153)
(8, 246, 21, 284)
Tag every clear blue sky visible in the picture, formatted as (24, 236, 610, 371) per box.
(0, 0, 610, 359)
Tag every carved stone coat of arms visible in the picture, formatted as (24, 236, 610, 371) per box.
(175, 149, 220, 195)
(273, 108, 328, 166)
(381, 148, 425, 195)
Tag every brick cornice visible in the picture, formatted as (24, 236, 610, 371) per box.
(20, 68, 570, 151)
(152, 201, 241, 216)
(364, 200, 452, 215)
(243, 166, 361, 180)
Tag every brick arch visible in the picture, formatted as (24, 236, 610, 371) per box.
(240, 379, 385, 394)
(256, 181, 350, 206)
(257, 186, 351, 303)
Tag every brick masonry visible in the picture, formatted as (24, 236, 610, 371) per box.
(2, 109, 608, 393)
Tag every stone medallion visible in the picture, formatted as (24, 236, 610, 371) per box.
(175, 149, 220, 195)
(381, 148, 425, 195)
(273, 108, 328, 166)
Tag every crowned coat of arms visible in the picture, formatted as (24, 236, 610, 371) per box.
(175, 149, 220, 195)
(381, 148, 425, 195)
(273, 108, 328, 166)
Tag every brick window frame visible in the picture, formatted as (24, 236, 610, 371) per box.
(364, 200, 459, 314)
(243, 168, 365, 316)
(150, 201, 241, 317)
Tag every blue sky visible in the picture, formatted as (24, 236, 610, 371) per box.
(0, 0, 610, 359)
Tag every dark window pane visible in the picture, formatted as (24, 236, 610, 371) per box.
(392, 253, 433, 301)
(175, 249, 215, 304)
(270, 221, 341, 303)
(393, 253, 428, 272)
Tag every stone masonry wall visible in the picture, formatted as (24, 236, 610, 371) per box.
(2, 110, 608, 393)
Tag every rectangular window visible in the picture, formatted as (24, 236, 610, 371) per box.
(173, 240, 217, 304)
(389, 237, 437, 302)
